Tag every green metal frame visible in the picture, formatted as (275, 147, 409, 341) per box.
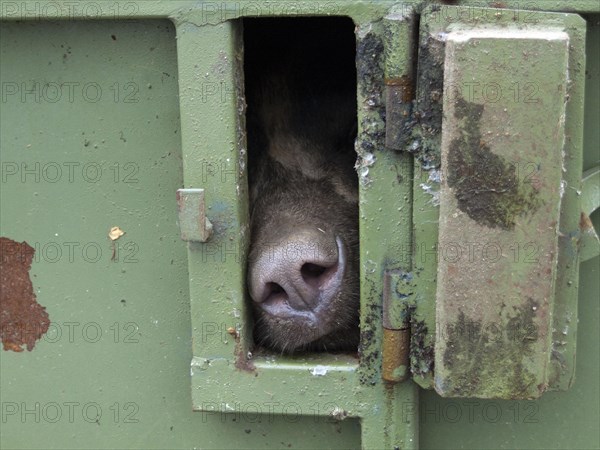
(179, 14, 419, 450)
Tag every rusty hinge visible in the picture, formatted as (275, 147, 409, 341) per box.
(382, 270, 414, 383)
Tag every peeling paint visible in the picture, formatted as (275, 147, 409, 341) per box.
(355, 24, 385, 188)
(311, 365, 328, 376)
(408, 33, 446, 169)
(419, 183, 440, 206)
(330, 407, 348, 421)
(0, 237, 50, 352)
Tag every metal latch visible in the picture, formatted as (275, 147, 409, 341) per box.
(176, 188, 213, 242)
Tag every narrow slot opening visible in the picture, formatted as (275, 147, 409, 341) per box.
(244, 17, 359, 354)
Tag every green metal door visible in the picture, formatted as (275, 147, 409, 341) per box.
(1, 2, 598, 449)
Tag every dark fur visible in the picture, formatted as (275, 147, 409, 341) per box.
(245, 18, 359, 353)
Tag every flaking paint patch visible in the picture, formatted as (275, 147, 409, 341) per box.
(406, 33, 446, 169)
(311, 365, 328, 376)
(419, 183, 440, 206)
(355, 25, 385, 188)
(0, 237, 50, 351)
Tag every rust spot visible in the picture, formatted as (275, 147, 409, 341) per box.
(385, 76, 414, 103)
(580, 211, 594, 231)
(0, 237, 50, 352)
(227, 326, 239, 339)
(235, 354, 256, 373)
(382, 328, 409, 382)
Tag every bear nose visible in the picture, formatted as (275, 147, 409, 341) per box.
(248, 230, 345, 315)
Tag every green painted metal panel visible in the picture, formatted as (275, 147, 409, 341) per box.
(419, 251, 600, 450)
(179, 14, 419, 450)
(0, 2, 598, 450)
(0, 19, 362, 449)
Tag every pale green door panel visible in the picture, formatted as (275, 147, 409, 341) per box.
(180, 16, 419, 450)
(0, 19, 361, 449)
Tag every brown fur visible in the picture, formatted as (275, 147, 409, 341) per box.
(245, 18, 359, 352)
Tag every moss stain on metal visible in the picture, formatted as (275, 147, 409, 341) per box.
(447, 96, 542, 230)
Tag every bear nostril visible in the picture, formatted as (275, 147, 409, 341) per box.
(300, 263, 333, 290)
(301, 263, 327, 279)
(262, 282, 288, 304)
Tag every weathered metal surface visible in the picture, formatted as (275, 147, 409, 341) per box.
(1, 1, 598, 24)
(422, 11, 596, 448)
(407, 9, 448, 392)
(0, 18, 362, 450)
(176, 188, 213, 242)
(537, 14, 586, 393)
(382, 271, 412, 383)
(357, 17, 418, 448)
(383, 7, 416, 150)
(435, 28, 570, 399)
(409, 6, 587, 398)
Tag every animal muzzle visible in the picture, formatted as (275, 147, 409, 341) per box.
(248, 229, 346, 320)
